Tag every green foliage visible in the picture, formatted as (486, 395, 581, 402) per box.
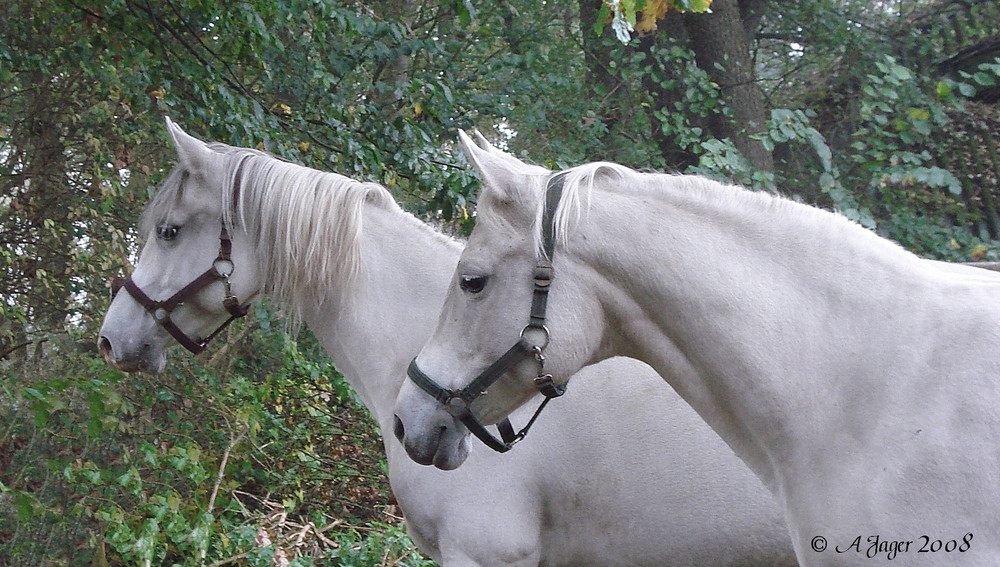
(0, 316, 412, 566)
(727, 2, 1000, 258)
(315, 522, 435, 567)
(599, 0, 713, 42)
(834, 54, 1000, 254)
(643, 39, 724, 157)
(849, 57, 952, 188)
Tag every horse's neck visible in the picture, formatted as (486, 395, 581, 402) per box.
(582, 186, 941, 488)
(300, 205, 460, 431)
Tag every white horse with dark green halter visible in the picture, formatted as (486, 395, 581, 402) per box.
(98, 119, 795, 566)
(394, 131, 1000, 566)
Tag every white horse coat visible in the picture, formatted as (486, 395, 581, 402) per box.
(98, 120, 794, 566)
(395, 131, 1000, 566)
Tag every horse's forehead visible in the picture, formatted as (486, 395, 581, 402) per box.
(461, 222, 533, 273)
(479, 186, 539, 222)
(144, 196, 216, 231)
(146, 165, 225, 219)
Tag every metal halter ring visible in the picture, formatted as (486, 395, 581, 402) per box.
(213, 258, 235, 278)
(519, 323, 550, 350)
(445, 395, 471, 417)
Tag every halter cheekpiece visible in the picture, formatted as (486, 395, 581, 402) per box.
(110, 157, 252, 354)
(406, 174, 568, 453)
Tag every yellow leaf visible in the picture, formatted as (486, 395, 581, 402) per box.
(297, 142, 311, 153)
(270, 103, 292, 117)
(636, 0, 668, 34)
(971, 244, 989, 261)
(414, 102, 423, 117)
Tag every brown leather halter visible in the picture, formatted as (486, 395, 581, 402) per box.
(406, 173, 568, 453)
(110, 225, 250, 354)
(110, 159, 251, 354)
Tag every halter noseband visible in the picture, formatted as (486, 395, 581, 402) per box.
(406, 174, 567, 453)
(109, 158, 252, 355)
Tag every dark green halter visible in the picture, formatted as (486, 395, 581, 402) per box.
(406, 174, 568, 453)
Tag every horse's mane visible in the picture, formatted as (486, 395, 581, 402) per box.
(537, 161, 908, 261)
(143, 143, 436, 325)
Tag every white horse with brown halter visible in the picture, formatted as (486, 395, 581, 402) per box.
(395, 131, 1000, 566)
(98, 119, 794, 566)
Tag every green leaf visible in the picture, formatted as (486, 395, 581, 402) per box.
(891, 64, 912, 82)
(973, 72, 996, 87)
(133, 518, 159, 562)
(935, 81, 952, 100)
(683, 0, 713, 11)
(15, 492, 38, 522)
(912, 120, 931, 136)
(594, 3, 610, 36)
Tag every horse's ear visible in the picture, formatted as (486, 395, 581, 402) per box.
(458, 130, 538, 205)
(472, 130, 495, 152)
(165, 117, 214, 175)
(469, 130, 521, 161)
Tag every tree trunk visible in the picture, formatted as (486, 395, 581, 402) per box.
(684, 0, 774, 174)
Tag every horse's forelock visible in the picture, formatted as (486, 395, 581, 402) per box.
(139, 167, 189, 239)
(140, 143, 258, 234)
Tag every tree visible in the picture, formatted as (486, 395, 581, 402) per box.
(683, 0, 774, 173)
(1, 0, 151, 357)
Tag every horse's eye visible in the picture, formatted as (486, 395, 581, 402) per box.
(459, 275, 488, 294)
(156, 225, 180, 241)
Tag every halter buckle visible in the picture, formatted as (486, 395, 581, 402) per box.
(532, 344, 546, 365)
(534, 374, 566, 398)
(533, 263, 553, 287)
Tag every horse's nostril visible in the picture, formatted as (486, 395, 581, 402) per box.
(97, 336, 114, 360)
(393, 415, 405, 442)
